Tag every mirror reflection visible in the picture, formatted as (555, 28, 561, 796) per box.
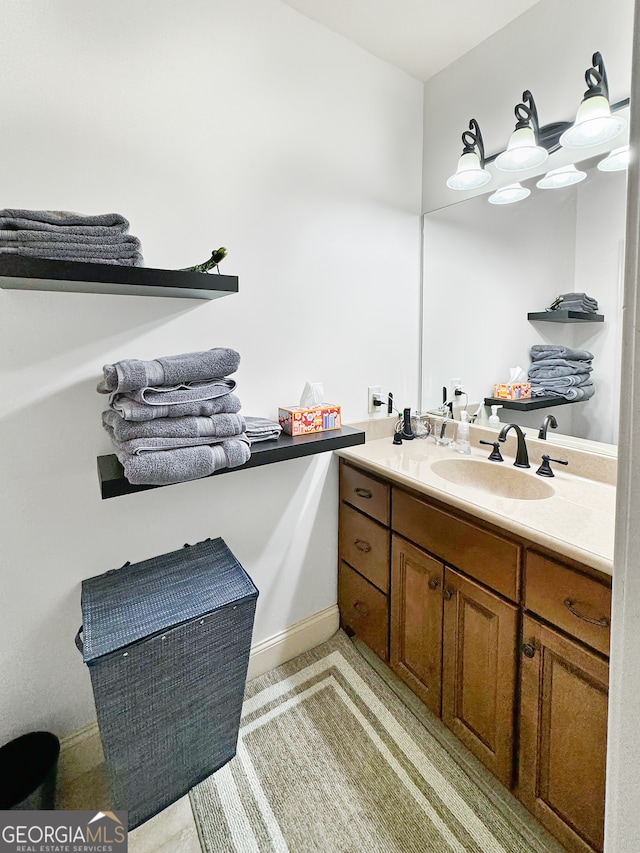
(421, 148, 628, 454)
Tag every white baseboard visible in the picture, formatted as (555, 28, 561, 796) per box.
(246, 604, 339, 681)
(61, 605, 340, 777)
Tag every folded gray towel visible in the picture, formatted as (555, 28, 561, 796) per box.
(0, 246, 144, 266)
(530, 345, 594, 362)
(102, 409, 246, 441)
(110, 391, 242, 421)
(532, 381, 595, 402)
(552, 300, 598, 313)
(0, 242, 141, 258)
(0, 230, 141, 247)
(529, 361, 593, 379)
(115, 436, 251, 485)
(113, 378, 237, 408)
(244, 416, 283, 443)
(530, 373, 592, 389)
(0, 209, 130, 231)
(98, 347, 241, 394)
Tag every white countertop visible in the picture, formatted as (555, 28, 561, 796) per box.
(336, 431, 615, 577)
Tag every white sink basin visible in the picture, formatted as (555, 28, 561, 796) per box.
(430, 458, 555, 501)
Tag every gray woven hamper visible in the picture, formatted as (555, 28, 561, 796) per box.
(76, 537, 258, 829)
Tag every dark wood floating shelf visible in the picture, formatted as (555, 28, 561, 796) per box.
(484, 396, 579, 411)
(528, 311, 604, 323)
(0, 256, 238, 299)
(98, 425, 365, 499)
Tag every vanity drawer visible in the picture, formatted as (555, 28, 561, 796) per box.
(392, 488, 520, 602)
(339, 562, 389, 661)
(341, 463, 390, 525)
(339, 503, 390, 593)
(525, 551, 611, 656)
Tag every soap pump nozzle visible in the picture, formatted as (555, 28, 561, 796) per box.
(402, 407, 415, 440)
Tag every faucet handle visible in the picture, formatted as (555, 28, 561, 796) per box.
(479, 440, 504, 462)
(536, 454, 569, 477)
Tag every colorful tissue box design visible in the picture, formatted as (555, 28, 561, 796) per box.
(493, 382, 532, 400)
(278, 405, 342, 436)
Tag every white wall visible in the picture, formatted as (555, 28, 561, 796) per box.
(0, 0, 423, 741)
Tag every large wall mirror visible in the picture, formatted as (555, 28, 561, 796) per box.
(420, 126, 629, 456)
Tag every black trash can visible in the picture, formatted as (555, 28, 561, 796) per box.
(0, 732, 60, 810)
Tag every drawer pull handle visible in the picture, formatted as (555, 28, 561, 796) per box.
(443, 587, 454, 601)
(428, 578, 441, 591)
(522, 643, 536, 659)
(353, 600, 369, 617)
(354, 488, 373, 499)
(563, 599, 610, 628)
(354, 539, 372, 552)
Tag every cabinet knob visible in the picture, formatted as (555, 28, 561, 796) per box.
(428, 577, 441, 591)
(522, 643, 536, 659)
(354, 539, 372, 553)
(354, 487, 373, 499)
(563, 599, 610, 628)
(353, 600, 369, 617)
(443, 587, 454, 601)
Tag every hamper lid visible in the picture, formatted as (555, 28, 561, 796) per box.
(80, 537, 258, 663)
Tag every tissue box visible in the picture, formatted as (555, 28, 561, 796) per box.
(493, 382, 532, 400)
(278, 405, 342, 436)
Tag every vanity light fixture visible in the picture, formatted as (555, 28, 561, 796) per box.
(488, 183, 531, 205)
(597, 145, 630, 172)
(536, 164, 587, 189)
(559, 52, 627, 149)
(446, 118, 492, 190)
(495, 91, 548, 172)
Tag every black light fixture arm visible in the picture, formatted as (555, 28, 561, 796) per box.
(461, 118, 486, 166)
(584, 51, 609, 101)
(514, 90, 540, 138)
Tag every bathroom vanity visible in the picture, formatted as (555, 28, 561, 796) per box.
(337, 429, 614, 853)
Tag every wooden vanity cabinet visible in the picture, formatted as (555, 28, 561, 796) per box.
(518, 614, 609, 853)
(337, 461, 611, 853)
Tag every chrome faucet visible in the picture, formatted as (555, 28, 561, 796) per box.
(498, 423, 530, 468)
(538, 414, 558, 440)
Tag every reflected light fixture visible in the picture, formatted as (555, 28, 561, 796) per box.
(598, 145, 630, 172)
(536, 164, 587, 189)
(495, 90, 548, 172)
(446, 118, 492, 190)
(488, 183, 531, 205)
(560, 52, 627, 149)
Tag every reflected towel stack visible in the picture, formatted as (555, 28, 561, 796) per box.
(549, 292, 599, 313)
(99, 348, 251, 485)
(0, 209, 144, 266)
(528, 345, 595, 401)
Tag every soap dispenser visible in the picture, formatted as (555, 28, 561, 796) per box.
(455, 410, 471, 455)
(489, 405, 503, 427)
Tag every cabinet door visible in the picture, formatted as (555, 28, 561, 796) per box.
(442, 567, 518, 788)
(390, 535, 444, 717)
(518, 615, 608, 853)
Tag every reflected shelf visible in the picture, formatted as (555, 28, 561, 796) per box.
(528, 311, 604, 323)
(484, 396, 583, 411)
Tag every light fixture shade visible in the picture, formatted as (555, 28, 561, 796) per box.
(495, 126, 549, 172)
(598, 145, 630, 172)
(560, 95, 627, 148)
(536, 164, 588, 189)
(488, 183, 531, 205)
(446, 151, 492, 190)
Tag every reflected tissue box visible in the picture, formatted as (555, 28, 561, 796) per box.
(493, 382, 532, 400)
(278, 405, 342, 436)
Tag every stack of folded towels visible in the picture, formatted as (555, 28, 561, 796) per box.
(98, 347, 282, 486)
(528, 345, 595, 401)
(0, 208, 143, 266)
(548, 292, 599, 313)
